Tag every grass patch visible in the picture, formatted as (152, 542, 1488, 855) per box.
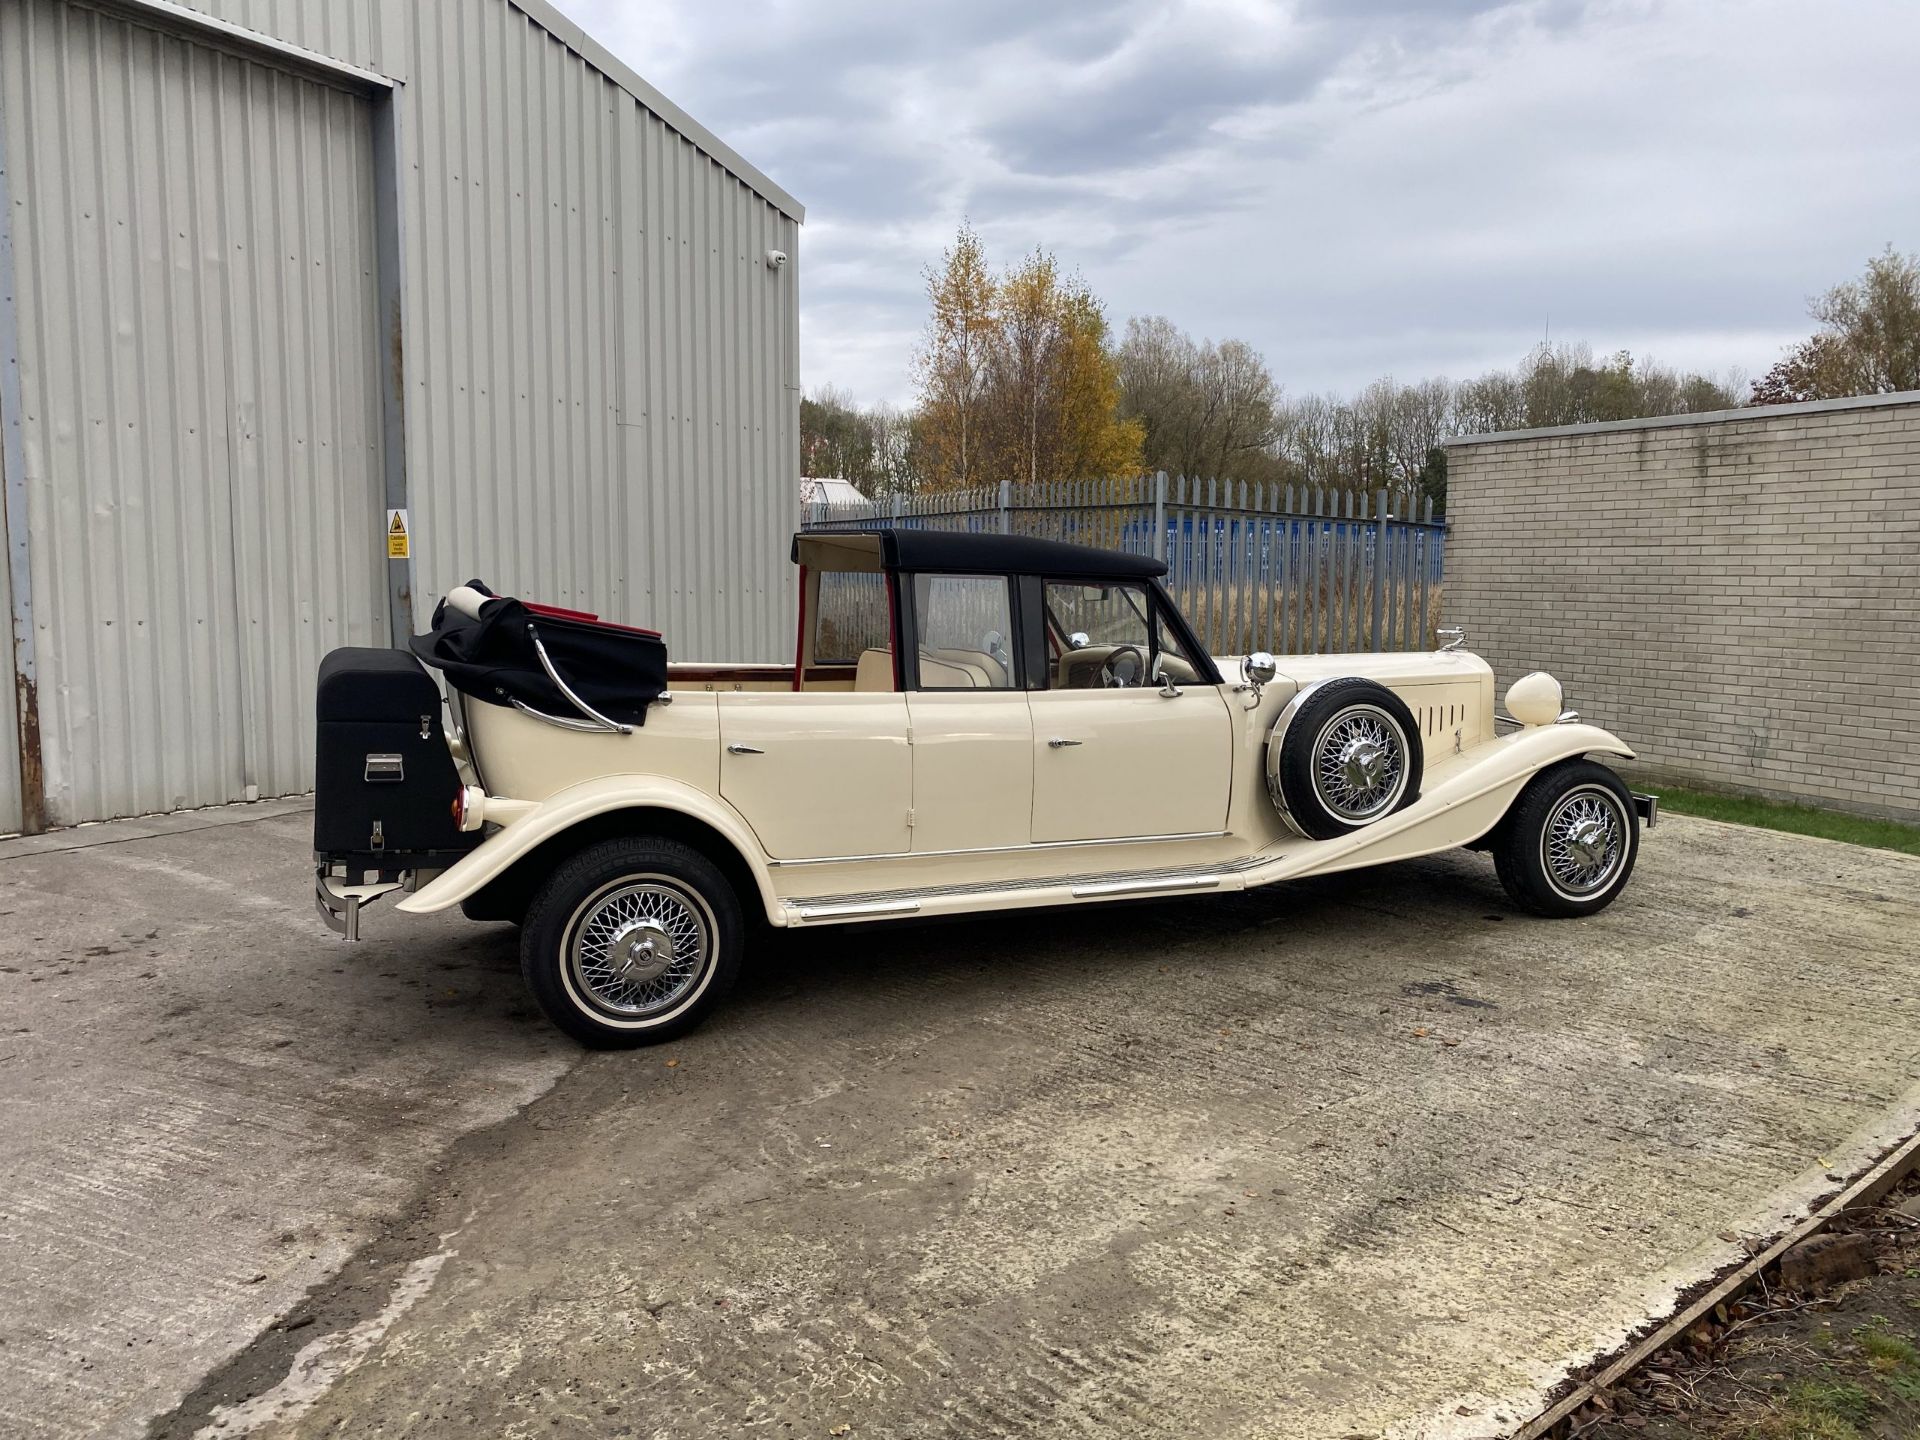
(1644, 785, 1920, 858)
(1860, 1326, 1918, 1372)
(1750, 1378, 1877, 1439)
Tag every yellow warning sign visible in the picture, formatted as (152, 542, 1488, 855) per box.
(386, 508, 410, 560)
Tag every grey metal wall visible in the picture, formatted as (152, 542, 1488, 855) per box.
(178, 0, 804, 662)
(0, 0, 388, 824)
(0, 462, 19, 833)
(0, 0, 801, 826)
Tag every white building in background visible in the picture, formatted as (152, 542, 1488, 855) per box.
(0, 0, 802, 831)
(800, 476, 870, 511)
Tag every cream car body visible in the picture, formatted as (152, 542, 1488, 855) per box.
(315, 528, 1648, 1045)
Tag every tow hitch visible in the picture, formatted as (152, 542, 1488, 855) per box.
(314, 866, 405, 942)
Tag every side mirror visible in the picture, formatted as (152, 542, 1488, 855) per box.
(1067, 631, 1090, 650)
(1153, 652, 1181, 698)
(1239, 651, 1276, 710)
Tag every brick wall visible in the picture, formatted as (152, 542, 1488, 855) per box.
(1444, 393, 1920, 822)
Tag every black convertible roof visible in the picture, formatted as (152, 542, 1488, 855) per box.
(792, 527, 1168, 579)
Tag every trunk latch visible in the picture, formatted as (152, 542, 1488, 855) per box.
(365, 753, 405, 782)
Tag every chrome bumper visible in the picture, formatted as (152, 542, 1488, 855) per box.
(314, 867, 404, 941)
(1631, 792, 1658, 828)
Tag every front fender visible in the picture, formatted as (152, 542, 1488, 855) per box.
(395, 775, 782, 924)
(1464, 720, 1634, 779)
(1255, 722, 1635, 885)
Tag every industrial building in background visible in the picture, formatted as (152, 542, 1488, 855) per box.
(0, 0, 803, 832)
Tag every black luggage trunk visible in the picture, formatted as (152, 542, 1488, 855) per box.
(314, 648, 480, 872)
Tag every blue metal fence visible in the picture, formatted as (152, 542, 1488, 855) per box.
(803, 473, 1446, 656)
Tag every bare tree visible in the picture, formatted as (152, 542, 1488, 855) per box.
(1117, 317, 1280, 480)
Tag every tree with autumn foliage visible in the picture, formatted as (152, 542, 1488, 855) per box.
(913, 226, 1142, 490)
(912, 224, 997, 488)
(1752, 247, 1920, 404)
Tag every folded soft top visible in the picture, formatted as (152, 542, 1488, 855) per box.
(410, 581, 668, 728)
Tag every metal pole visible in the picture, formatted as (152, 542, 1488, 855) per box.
(0, 91, 44, 833)
(1153, 470, 1167, 561)
(998, 477, 1011, 535)
(372, 88, 413, 648)
(1370, 487, 1388, 652)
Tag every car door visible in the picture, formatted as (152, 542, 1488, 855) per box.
(901, 572, 1034, 852)
(718, 693, 912, 860)
(1027, 578, 1234, 844)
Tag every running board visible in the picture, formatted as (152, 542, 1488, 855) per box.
(1071, 874, 1222, 899)
(785, 862, 1245, 925)
(791, 898, 923, 922)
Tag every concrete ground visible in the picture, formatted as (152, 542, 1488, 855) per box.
(2, 806, 1917, 1440)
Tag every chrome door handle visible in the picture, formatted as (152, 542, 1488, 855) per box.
(726, 743, 764, 755)
(1047, 737, 1082, 749)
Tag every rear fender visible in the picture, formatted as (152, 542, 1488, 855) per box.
(396, 775, 782, 924)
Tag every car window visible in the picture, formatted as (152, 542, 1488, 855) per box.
(1044, 579, 1199, 689)
(813, 570, 890, 665)
(913, 574, 1016, 689)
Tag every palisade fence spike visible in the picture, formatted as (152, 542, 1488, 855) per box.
(795, 465, 1446, 654)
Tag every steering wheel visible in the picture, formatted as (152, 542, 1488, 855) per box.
(1100, 645, 1145, 688)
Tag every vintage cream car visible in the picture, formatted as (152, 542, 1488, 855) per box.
(314, 529, 1652, 1046)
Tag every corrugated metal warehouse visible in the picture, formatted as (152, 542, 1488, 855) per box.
(0, 0, 803, 832)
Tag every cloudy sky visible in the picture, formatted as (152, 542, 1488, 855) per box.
(573, 0, 1920, 407)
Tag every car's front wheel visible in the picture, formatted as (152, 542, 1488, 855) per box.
(1492, 759, 1640, 917)
(520, 837, 743, 1047)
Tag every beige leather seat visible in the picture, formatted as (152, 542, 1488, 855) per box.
(854, 648, 895, 692)
(853, 646, 1008, 690)
(917, 651, 987, 687)
(923, 647, 1007, 688)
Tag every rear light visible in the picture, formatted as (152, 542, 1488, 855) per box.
(451, 785, 486, 832)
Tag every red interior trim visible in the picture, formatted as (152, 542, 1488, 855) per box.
(792, 565, 809, 692)
(525, 600, 662, 639)
(524, 600, 599, 622)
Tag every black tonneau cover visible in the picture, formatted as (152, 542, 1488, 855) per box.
(410, 582, 668, 727)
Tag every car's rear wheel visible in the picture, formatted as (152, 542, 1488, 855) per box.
(520, 837, 742, 1047)
(1492, 759, 1639, 917)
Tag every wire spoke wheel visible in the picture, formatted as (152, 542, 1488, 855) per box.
(1539, 785, 1629, 900)
(566, 877, 712, 1019)
(1309, 704, 1410, 823)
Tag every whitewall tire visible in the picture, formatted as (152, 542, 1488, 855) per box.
(1492, 760, 1640, 917)
(520, 837, 743, 1047)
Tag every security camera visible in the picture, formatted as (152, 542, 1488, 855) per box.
(765, 249, 788, 270)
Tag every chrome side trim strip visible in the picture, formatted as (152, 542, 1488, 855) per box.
(1071, 874, 1222, 899)
(791, 857, 1266, 912)
(793, 898, 923, 921)
(767, 829, 1230, 868)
